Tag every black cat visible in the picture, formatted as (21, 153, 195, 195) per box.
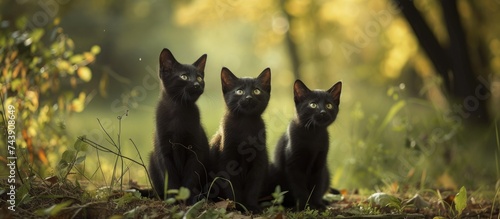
(209, 67, 271, 213)
(148, 48, 209, 204)
(272, 80, 342, 211)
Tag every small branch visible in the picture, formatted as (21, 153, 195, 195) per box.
(79, 137, 143, 166)
(129, 139, 156, 198)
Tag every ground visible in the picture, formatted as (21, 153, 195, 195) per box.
(1, 179, 498, 219)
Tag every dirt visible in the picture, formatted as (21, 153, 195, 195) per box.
(1, 180, 498, 219)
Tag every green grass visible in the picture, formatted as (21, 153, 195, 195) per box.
(4, 75, 499, 218)
(4, 108, 500, 218)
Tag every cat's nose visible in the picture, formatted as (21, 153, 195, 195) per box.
(319, 110, 326, 115)
(245, 95, 253, 99)
(193, 82, 200, 89)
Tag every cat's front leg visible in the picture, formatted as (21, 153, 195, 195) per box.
(150, 154, 181, 200)
(242, 165, 267, 213)
(181, 156, 205, 204)
(286, 166, 310, 210)
(308, 165, 330, 210)
(148, 153, 165, 199)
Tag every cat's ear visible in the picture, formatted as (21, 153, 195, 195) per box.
(221, 67, 238, 93)
(159, 48, 178, 74)
(257, 68, 271, 92)
(193, 54, 207, 75)
(327, 81, 342, 105)
(293, 80, 311, 103)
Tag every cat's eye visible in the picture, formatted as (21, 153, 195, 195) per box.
(196, 76, 203, 82)
(309, 102, 317, 108)
(253, 89, 261, 95)
(326, 103, 333, 109)
(235, 89, 244, 95)
(180, 74, 188, 80)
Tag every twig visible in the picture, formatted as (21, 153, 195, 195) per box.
(79, 137, 143, 166)
(168, 140, 208, 190)
(129, 139, 156, 198)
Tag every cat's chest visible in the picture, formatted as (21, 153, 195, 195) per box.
(288, 125, 328, 148)
(157, 103, 200, 130)
(285, 129, 329, 161)
(223, 117, 264, 139)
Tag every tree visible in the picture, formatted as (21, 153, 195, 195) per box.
(394, 0, 491, 126)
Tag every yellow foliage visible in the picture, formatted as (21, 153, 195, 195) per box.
(70, 92, 87, 113)
(77, 66, 92, 82)
(25, 91, 39, 112)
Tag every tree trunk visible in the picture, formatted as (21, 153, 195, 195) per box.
(394, 0, 490, 125)
(281, 0, 301, 80)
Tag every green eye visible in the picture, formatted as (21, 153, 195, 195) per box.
(180, 74, 188, 80)
(253, 89, 261, 95)
(326, 103, 333, 109)
(197, 76, 203, 82)
(309, 102, 317, 108)
(235, 89, 244, 95)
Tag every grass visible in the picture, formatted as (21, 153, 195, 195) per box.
(3, 115, 499, 218)
(4, 178, 498, 218)
(3, 85, 499, 218)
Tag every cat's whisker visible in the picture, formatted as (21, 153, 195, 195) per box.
(171, 90, 184, 103)
(231, 103, 241, 114)
(305, 118, 314, 130)
(181, 91, 187, 105)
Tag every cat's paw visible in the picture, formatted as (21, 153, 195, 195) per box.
(309, 202, 326, 211)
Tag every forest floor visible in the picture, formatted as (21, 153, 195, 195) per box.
(2, 178, 498, 219)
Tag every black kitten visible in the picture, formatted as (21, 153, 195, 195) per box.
(209, 67, 271, 213)
(148, 48, 209, 204)
(272, 80, 342, 211)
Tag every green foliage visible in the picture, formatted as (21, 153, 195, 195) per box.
(114, 191, 141, 208)
(34, 200, 73, 217)
(197, 207, 231, 219)
(184, 199, 205, 219)
(16, 179, 32, 207)
(454, 186, 467, 216)
(343, 84, 462, 189)
(286, 207, 334, 219)
(0, 16, 99, 177)
(164, 187, 191, 205)
(263, 185, 287, 216)
(56, 137, 87, 180)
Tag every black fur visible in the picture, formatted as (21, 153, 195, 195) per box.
(272, 80, 342, 211)
(209, 67, 271, 213)
(148, 48, 209, 204)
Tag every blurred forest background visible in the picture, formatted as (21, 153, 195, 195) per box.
(1, 0, 499, 195)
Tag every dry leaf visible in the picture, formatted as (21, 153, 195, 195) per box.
(45, 176, 59, 185)
(38, 149, 49, 165)
(214, 200, 232, 209)
(437, 172, 457, 190)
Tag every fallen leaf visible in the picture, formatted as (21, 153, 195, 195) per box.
(367, 192, 400, 207)
(214, 200, 233, 210)
(404, 194, 430, 209)
(437, 172, 457, 190)
(340, 189, 348, 196)
(44, 176, 59, 185)
(443, 194, 455, 207)
(390, 182, 399, 193)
